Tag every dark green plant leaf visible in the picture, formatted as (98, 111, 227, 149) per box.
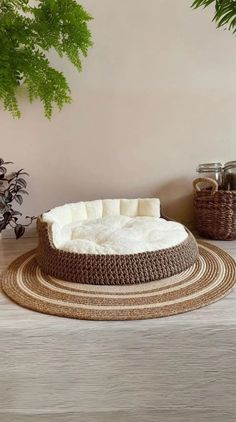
(17, 178, 27, 188)
(192, 0, 236, 33)
(15, 194, 23, 205)
(14, 224, 25, 239)
(19, 172, 30, 176)
(12, 210, 22, 216)
(192, 0, 215, 9)
(18, 189, 28, 195)
(0, 220, 8, 232)
(0, 159, 34, 238)
(4, 190, 13, 203)
(0, 195, 9, 214)
(3, 211, 12, 223)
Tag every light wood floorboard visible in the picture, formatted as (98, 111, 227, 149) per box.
(0, 237, 236, 422)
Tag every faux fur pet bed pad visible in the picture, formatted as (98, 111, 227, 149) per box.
(36, 199, 199, 285)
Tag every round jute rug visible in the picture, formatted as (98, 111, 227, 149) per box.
(1, 241, 236, 321)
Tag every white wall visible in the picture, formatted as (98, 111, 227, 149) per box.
(1, 0, 236, 229)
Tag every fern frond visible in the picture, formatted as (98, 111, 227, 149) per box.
(0, 0, 93, 119)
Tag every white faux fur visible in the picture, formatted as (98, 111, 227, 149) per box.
(43, 198, 161, 225)
(60, 216, 188, 255)
(42, 199, 187, 255)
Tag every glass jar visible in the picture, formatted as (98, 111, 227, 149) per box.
(196, 163, 223, 187)
(223, 161, 236, 191)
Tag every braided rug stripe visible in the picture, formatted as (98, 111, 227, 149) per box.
(1, 241, 235, 321)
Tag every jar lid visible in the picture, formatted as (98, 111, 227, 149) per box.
(224, 161, 236, 170)
(197, 162, 222, 172)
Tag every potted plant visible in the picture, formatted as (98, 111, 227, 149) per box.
(0, 158, 35, 238)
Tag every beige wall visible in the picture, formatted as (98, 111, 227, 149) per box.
(1, 0, 236, 229)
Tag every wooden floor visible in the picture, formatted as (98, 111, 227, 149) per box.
(0, 237, 38, 273)
(0, 237, 236, 422)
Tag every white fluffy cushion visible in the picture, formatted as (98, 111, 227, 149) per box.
(60, 216, 187, 255)
(43, 198, 161, 225)
(138, 198, 160, 217)
(120, 198, 139, 217)
(70, 202, 87, 222)
(43, 204, 72, 228)
(85, 200, 103, 219)
(102, 199, 120, 217)
(42, 198, 188, 254)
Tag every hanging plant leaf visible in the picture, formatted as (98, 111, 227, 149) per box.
(14, 224, 25, 239)
(0, 220, 8, 232)
(192, 0, 236, 34)
(0, 195, 9, 213)
(0, 0, 93, 119)
(3, 211, 12, 224)
(18, 171, 30, 176)
(4, 191, 13, 203)
(15, 194, 23, 205)
(12, 210, 23, 216)
(17, 178, 27, 188)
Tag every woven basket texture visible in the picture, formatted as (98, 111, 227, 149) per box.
(36, 217, 199, 285)
(193, 177, 236, 240)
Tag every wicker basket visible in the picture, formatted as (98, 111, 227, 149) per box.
(193, 177, 236, 240)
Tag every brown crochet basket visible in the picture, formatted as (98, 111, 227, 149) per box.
(36, 215, 199, 285)
(193, 177, 236, 240)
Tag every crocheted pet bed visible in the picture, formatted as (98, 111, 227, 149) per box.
(36, 198, 199, 285)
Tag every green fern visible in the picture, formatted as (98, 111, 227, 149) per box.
(192, 0, 236, 34)
(0, 0, 93, 119)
